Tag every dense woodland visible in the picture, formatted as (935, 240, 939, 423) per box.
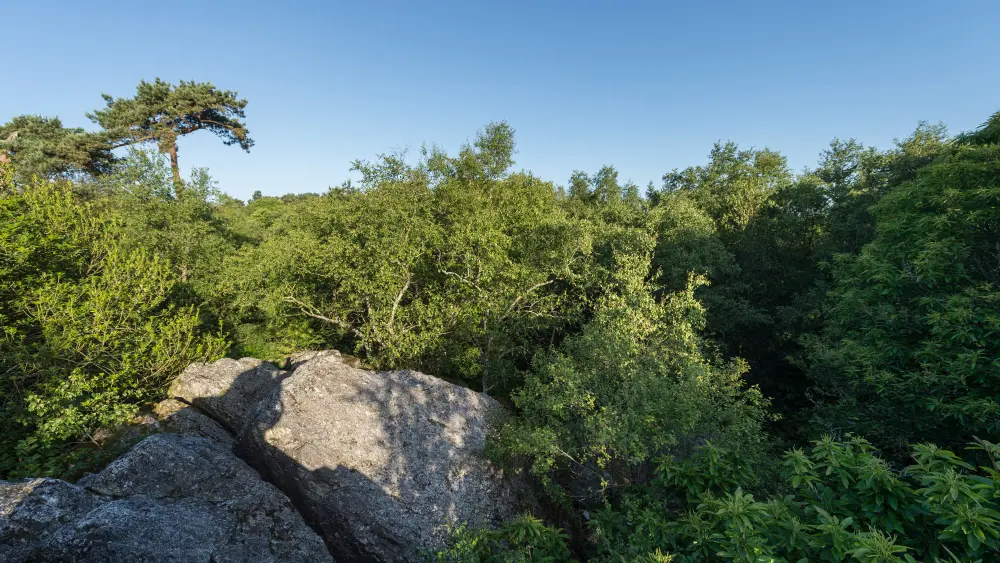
(2, 79, 1000, 562)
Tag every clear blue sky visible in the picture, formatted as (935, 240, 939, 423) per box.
(4, 0, 998, 200)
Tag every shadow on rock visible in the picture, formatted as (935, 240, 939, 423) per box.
(0, 432, 332, 562)
(0, 351, 520, 562)
(168, 350, 519, 562)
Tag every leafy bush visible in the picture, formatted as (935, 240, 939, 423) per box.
(432, 515, 575, 563)
(218, 124, 587, 392)
(447, 437, 1000, 562)
(0, 167, 226, 478)
(590, 436, 1000, 562)
(496, 238, 769, 502)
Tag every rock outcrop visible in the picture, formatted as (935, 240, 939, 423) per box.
(0, 350, 517, 562)
(171, 349, 518, 561)
(0, 433, 332, 562)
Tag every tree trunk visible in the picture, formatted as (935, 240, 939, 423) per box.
(168, 142, 183, 196)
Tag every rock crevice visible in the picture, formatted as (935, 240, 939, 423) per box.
(168, 349, 518, 562)
(0, 434, 333, 562)
(1, 350, 519, 562)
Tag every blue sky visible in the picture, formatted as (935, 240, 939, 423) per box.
(4, 0, 998, 200)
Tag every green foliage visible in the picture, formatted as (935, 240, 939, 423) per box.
(496, 238, 768, 501)
(432, 514, 575, 563)
(220, 123, 586, 390)
(957, 111, 1000, 146)
(424, 127, 587, 389)
(642, 123, 952, 427)
(0, 169, 226, 479)
(88, 78, 252, 187)
(583, 437, 1000, 562)
(223, 171, 445, 365)
(660, 143, 790, 238)
(651, 194, 739, 291)
(807, 115, 1000, 452)
(98, 149, 235, 287)
(650, 193, 761, 344)
(450, 438, 1000, 562)
(0, 115, 114, 182)
(651, 144, 795, 401)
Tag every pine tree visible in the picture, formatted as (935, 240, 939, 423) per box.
(88, 78, 253, 194)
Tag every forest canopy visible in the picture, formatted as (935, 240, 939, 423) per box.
(4, 79, 1000, 561)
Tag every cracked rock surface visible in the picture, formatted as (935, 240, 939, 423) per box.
(174, 350, 519, 561)
(0, 433, 333, 563)
(0, 350, 519, 562)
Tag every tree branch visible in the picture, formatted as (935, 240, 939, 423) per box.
(387, 273, 412, 336)
(506, 278, 559, 314)
(441, 269, 484, 293)
(282, 295, 363, 338)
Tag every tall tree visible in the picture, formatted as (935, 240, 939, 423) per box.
(807, 113, 1000, 453)
(592, 165, 621, 204)
(88, 78, 253, 192)
(567, 170, 592, 202)
(661, 142, 790, 237)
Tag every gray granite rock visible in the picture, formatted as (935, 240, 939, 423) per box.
(171, 350, 518, 562)
(0, 434, 332, 562)
(154, 398, 235, 445)
(168, 357, 286, 434)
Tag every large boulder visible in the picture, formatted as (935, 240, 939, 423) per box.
(170, 350, 518, 562)
(0, 434, 333, 562)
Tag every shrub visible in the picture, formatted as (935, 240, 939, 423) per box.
(0, 168, 226, 478)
